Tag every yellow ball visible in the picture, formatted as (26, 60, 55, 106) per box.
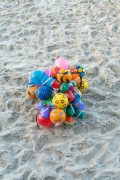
(78, 68, 83, 73)
(80, 78, 88, 92)
(52, 93, 68, 108)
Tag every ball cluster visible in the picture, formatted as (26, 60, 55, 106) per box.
(26, 57, 88, 127)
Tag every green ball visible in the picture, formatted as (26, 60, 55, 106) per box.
(42, 97, 53, 106)
(60, 83, 69, 93)
(66, 105, 75, 116)
(73, 108, 85, 119)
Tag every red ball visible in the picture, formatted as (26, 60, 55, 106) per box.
(50, 67, 61, 77)
(36, 114, 53, 127)
(64, 90, 74, 102)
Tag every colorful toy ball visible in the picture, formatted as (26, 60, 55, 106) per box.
(66, 105, 75, 116)
(52, 93, 68, 108)
(57, 69, 72, 83)
(35, 85, 52, 100)
(73, 99, 85, 110)
(50, 109, 66, 125)
(36, 102, 42, 110)
(73, 109, 85, 119)
(43, 68, 51, 76)
(64, 116, 75, 126)
(54, 57, 68, 69)
(26, 85, 38, 99)
(60, 83, 69, 93)
(36, 113, 53, 127)
(76, 65, 85, 77)
(50, 67, 61, 78)
(64, 90, 74, 102)
(71, 73, 80, 83)
(79, 78, 88, 92)
(29, 70, 46, 85)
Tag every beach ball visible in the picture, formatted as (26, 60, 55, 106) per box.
(73, 99, 85, 111)
(60, 83, 69, 93)
(35, 85, 52, 100)
(74, 88, 82, 98)
(76, 65, 85, 77)
(71, 73, 80, 83)
(52, 93, 68, 108)
(26, 85, 38, 99)
(64, 116, 75, 126)
(79, 78, 88, 92)
(43, 68, 51, 76)
(54, 57, 68, 69)
(73, 109, 85, 119)
(57, 69, 72, 83)
(66, 105, 75, 116)
(50, 67, 61, 77)
(64, 90, 74, 102)
(36, 113, 53, 127)
(50, 109, 66, 125)
(29, 70, 45, 85)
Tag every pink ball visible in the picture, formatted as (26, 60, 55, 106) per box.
(54, 57, 68, 69)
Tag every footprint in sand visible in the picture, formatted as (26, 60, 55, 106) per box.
(109, 134, 120, 152)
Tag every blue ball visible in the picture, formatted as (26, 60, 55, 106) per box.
(35, 85, 52, 100)
(73, 91, 81, 100)
(29, 70, 46, 85)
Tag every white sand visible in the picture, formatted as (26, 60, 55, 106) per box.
(0, 0, 120, 179)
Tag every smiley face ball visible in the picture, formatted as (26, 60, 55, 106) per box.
(50, 109, 66, 125)
(52, 93, 68, 108)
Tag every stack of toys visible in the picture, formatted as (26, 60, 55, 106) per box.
(26, 58, 88, 127)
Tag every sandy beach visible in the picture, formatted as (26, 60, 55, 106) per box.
(0, 0, 120, 179)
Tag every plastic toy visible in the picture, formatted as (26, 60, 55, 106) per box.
(54, 57, 68, 69)
(26, 85, 38, 99)
(43, 68, 51, 76)
(60, 83, 69, 93)
(35, 85, 52, 100)
(52, 93, 68, 108)
(73, 99, 85, 110)
(66, 105, 75, 116)
(64, 90, 74, 102)
(29, 70, 45, 85)
(73, 109, 85, 119)
(26, 57, 88, 128)
(79, 78, 88, 92)
(57, 69, 72, 83)
(50, 109, 66, 125)
(50, 67, 61, 77)
(36, 113, 53, 127)
(40, 105, 51, 118)
(64, 116, 75, 125)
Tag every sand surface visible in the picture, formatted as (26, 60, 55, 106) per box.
(0, 0, 120, 179)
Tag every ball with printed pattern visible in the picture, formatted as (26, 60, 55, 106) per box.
(35, 85, 52, 100)
(50, 109, 66, 125)
(52, 93, 68, 108)
(57, 69, 72, 83)
(79, 78, 88, 92)
(76, 65, 85, 77)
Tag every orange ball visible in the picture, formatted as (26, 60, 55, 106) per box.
(71, 73, 80, 83)
(57, 69, 72, 83)
(26, 86, 38, 99)
(64, 116, 75, 125)
(50, 109, 66, 125)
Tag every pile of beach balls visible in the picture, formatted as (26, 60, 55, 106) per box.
(26, 58, 88, 127)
